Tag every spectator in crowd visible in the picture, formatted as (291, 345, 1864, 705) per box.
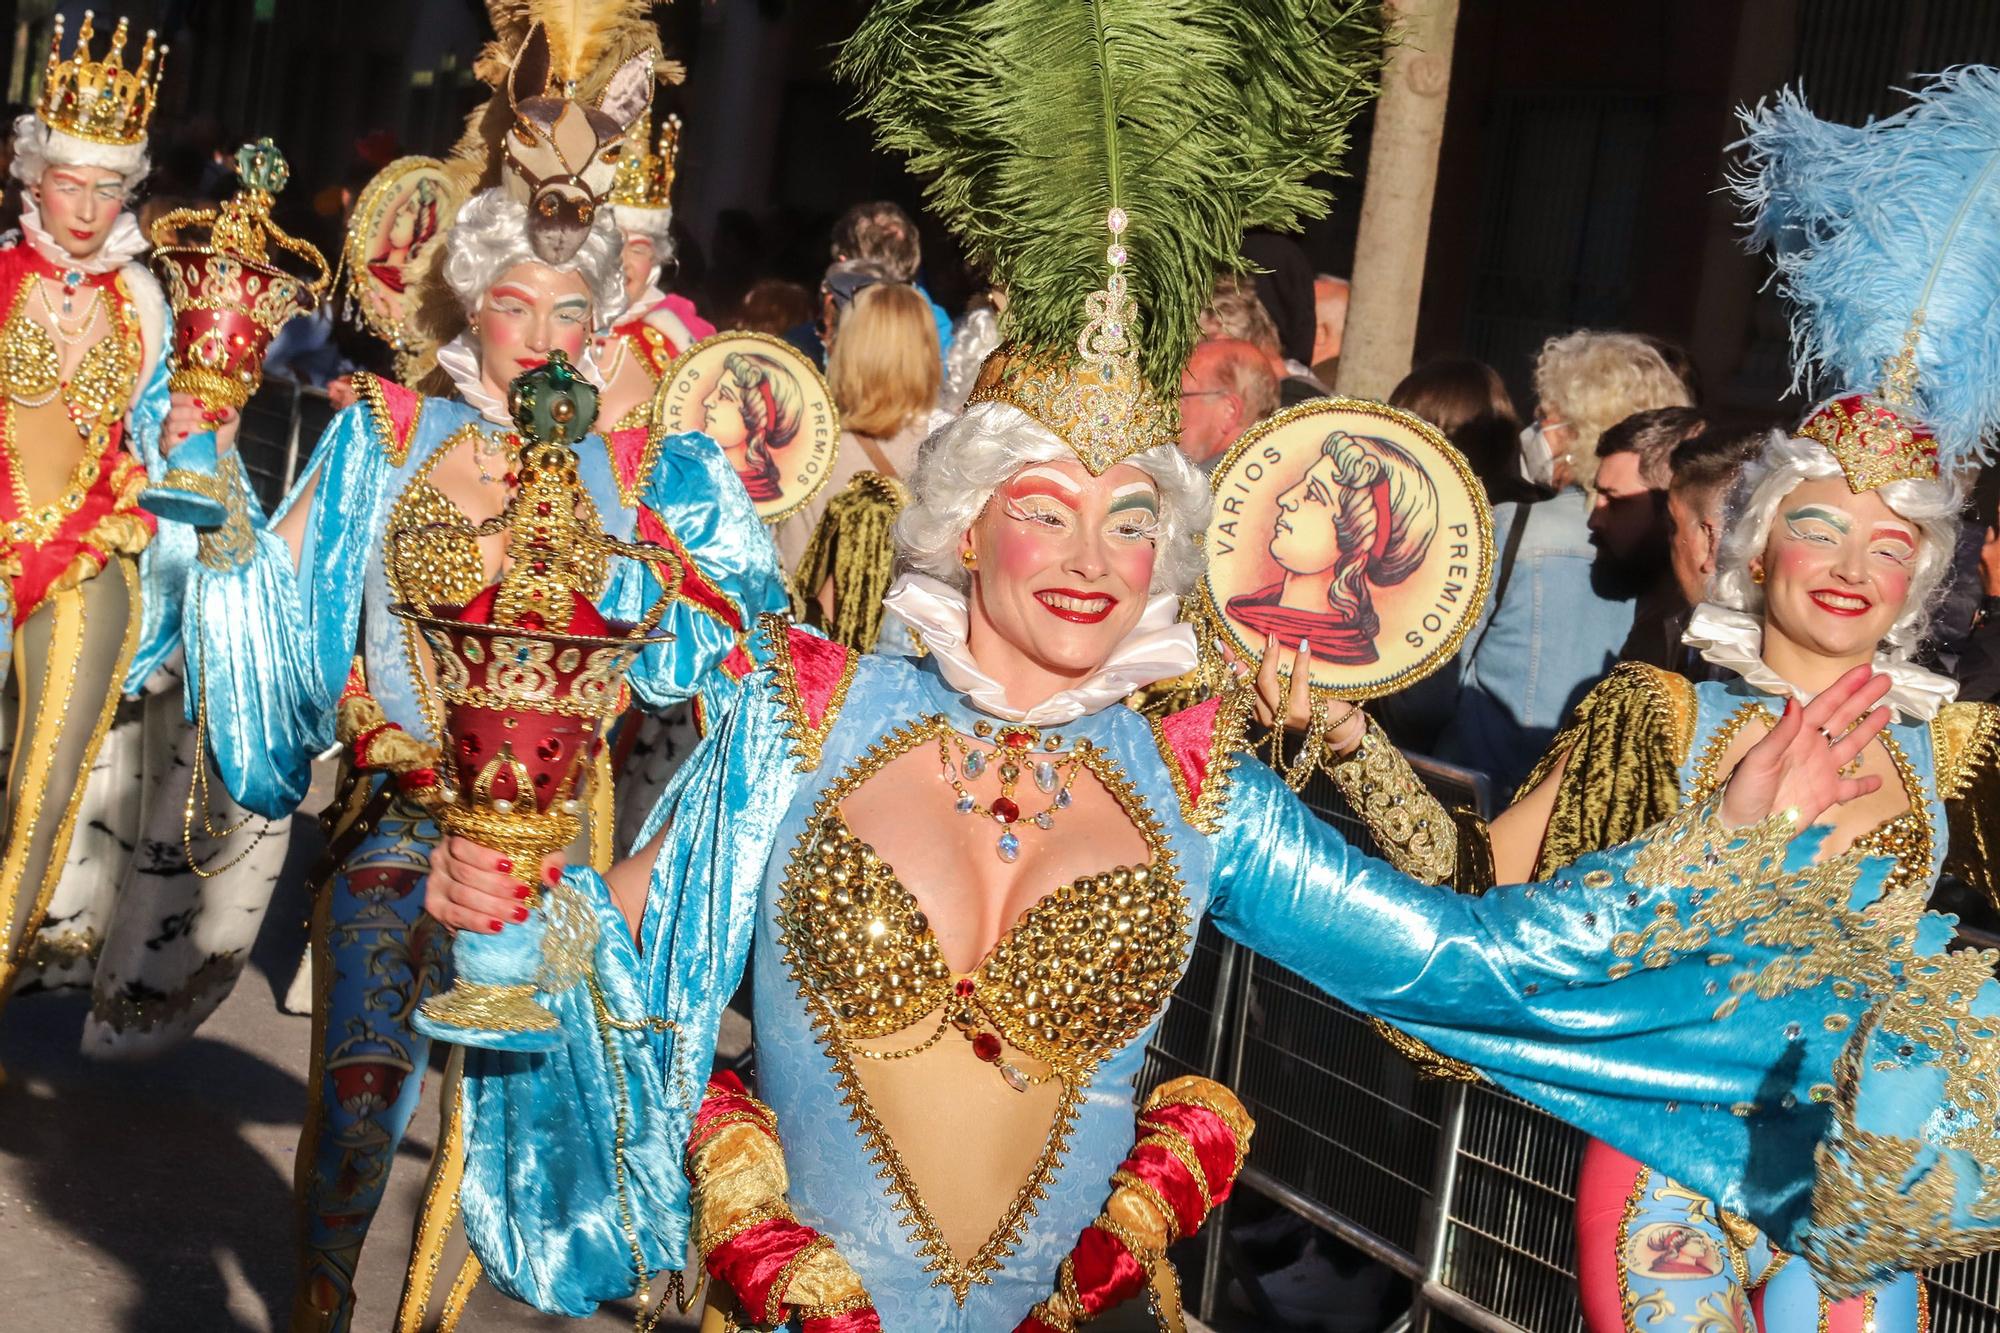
(1388, 357, 1539, 506)
(1437, 330, 1694, 791)
(1200, 272, 1325, 406)
(776, 281, 944, 575)
(1177, 338, 1280, 471)
(1312, 273, 1349, 385)
(829, 200, 953, 363)
(1242, 229, 1319, 371)
(814, 256, 894, 360)
(1590, 407, 1707, 670)
(735, 277, 814, 338)
(1666, 429, 1767, 609)
(1661, 428, 1767, 680)
(1949, 468, 2000, 702)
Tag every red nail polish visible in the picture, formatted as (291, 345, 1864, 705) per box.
(496, 858, 513, 874)
(514, 883, 531, 899)
(545, 866, 560, 885)
(512, 906, 529, 922)
(488, 918, 504, 932)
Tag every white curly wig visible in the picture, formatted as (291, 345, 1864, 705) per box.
(10, 114, 148, 193)
(897, 401, 1211, 596)
(442, 190, 625, 326)
(1710, 425, 1964, 659)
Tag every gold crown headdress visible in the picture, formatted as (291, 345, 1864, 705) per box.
(840, 1, 1384, 475)
(608, 113, 681, 212)
(36, 11, 165, 147)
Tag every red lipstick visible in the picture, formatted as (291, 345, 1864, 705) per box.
(1808, 588, 1871, 618)
(1035, 587, 1117, 624)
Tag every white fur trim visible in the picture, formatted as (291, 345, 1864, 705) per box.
(43, 126, 147, 177)
(612, 204, 674, 242)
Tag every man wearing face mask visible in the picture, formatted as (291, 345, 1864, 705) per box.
(1439, 330, 1693, 791)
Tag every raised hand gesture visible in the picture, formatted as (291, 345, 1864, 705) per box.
(1718, 664, 1892, 831)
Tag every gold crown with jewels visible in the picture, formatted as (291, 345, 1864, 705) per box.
(36, 11, 166, 147)
(608, 113, 680, 211)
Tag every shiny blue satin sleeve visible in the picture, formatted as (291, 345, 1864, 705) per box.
(124, 357, 185, 689)
(1210, 760, 1889, 1250)
(458, 666, 802, 1314)
(183, 404, 389, 817)
(603, 430, 787, 721)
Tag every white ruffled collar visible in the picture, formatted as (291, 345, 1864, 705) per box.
(20, 196, 146, 275)
(434, 331, 606, 428)
(1682, 602, 1958, 721)
(882, 573, 1199, 726)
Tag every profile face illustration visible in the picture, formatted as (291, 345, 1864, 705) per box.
(367, 176, 442, 297)
(1225, 429, 1440, 664)
(697, 350, 803, 504)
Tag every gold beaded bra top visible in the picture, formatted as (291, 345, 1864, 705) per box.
(778, 719, 1192, 1086)
(0, 268, 139, 441)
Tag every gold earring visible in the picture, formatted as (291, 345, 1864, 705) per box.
(960, 549, 977, 569)
(1751, 566, 1765, 585)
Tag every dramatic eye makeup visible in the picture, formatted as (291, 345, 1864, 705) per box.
(553, 295, 591, 324)
(1107, 483, 1161, 538)
(1782, 504, 1852, 542)
(1001, 467, 1083, 527)
(1868, 524, 1917, 563)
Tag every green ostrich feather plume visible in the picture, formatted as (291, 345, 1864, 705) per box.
(838, 0, 1385, 393)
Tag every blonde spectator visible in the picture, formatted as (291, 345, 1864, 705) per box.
(772, 284, 944, 632)
(1524, 331, 1693, 492)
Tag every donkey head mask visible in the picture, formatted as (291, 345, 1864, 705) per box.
(502, 22, 655, 265)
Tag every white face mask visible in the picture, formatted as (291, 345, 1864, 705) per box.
(1518, 421, 1561, 490)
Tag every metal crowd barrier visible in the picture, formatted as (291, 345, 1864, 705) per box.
(1142, 752, 2000, 1331)
(233, 378, 337, 512)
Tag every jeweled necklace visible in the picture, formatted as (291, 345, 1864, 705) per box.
(473, 428, 520, 486)
(938, 720, 1088, 862)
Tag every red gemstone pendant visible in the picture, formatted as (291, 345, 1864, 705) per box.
(971, 1032, 1002, 1063)
(991, 796, 1020, 824)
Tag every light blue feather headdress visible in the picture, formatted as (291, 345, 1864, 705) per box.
(1733, 66, 2000, 488)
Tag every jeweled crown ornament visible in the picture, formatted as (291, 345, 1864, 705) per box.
(36, 11, 166, 146)
(400, 351, 682, 1051)
(142, 140, 332, 529)
(608, 112, 681, 211)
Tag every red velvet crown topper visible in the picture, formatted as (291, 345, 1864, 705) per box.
(399, 350, 684, 1051)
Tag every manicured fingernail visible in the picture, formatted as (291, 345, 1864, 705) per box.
(545, 866, 560, 884)
(487, 918, 504, 932)
(1300, 638, 1312, 659)
(512, 906, 530, 922)
(514, 883, 532, 899)
(496, 858, 513, 874)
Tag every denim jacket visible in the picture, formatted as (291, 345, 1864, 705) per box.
(1439, 486, 1635, 792)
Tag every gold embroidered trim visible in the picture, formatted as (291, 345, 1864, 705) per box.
(1328, 716, 1455, 885)
(356, 370, 422, 467)
(765, 615, 857, 773)
(0, 555, 139, 995)
(613, 418, 668, 510)
(1630, 662, 1698, 771)
(395, 1069, 469, 1331)
(1932, 702, 2000, 802)
(194, 453, 258, 570)
(1147, 685, 1251, 835)
(778, 713, 1188, 1302)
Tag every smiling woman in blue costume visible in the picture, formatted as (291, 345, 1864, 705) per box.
(415, 6, 2000, 1332)
(158, 6, 786, 1328)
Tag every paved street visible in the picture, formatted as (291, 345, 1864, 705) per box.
(0, 859, 690, 1332)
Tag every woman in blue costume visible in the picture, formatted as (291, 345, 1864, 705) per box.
(1345, 68, 2000, 1333)
(423, 5, 2000, 1329)
(159, 13, 787, 1328)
